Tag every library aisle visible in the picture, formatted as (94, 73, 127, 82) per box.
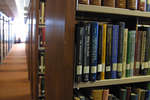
(0, 43, 31, 100)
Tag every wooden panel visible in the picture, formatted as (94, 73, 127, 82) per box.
(45, 0, 75, 100)
(74, 75, 150, 88)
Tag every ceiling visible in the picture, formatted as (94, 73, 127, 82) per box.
(0, 0, 30, 18)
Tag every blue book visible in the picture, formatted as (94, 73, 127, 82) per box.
(90, 22, 99, 81)
(147, 0, 150, 12)
(111, 25, 119, 79)
(145, 90, 150, 100)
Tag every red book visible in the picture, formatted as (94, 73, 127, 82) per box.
(138, 0, 146, 11)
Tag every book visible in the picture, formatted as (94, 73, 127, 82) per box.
(97, 24, 103, 80)
(145, 27, 150, 75)
(135, 88, 142, 100)
(103, 0, 115, 7)
(117, 22, 125, 78)
(122, 29, 128, 77)
(146, 0, 150, 11)
(126, 87, 131, 100)
(138, 0, 146, 11)
(39, 51, 45, 73)
(40, 0, 45, 24)
(134, 31, 141, 76)
(79, 96, 86, 100)
(127, 0, 138, 10)
(140, 31, 147, 75)
(130, 93, 138, 100)
(75, 23, 84, 83)
(116, 0, 126, 8)
(140, 90, 146, 100)
(103, 89, 109, 100)
(129, 31, 136, 76)
(145, 90, 150, 100)
(101, 24, 107, 80)
(90, 0, 101, 6)
(90, 22, 99, 81)
(120, 89, 127, 100)
(91, 89, 103, 100)
(79, 0, 89, 4)
(105, 24, 112, 79)
(111, 25, 119, 79)
(83, 23, 90, 82)
(74, 97, 80, 100)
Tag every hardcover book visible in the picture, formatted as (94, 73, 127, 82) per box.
(130, 93, 138, 100)
(103, 89, 109, 100)
(90, 0, 101, 6)
(127, 0, 138, 10)
(79, 0, 89, 4)
(90, 22, 99, 81)
(101, 24, 107, 80)
(138, 0, 146, 11)
(117, 22, 125, 78)
(97, 23, 103, 80)
(120, 89, 127, 100)
(91, 89, 103, 100)
(83, 23, 90, 82)
(122, 29, 128, 77)
(105, 24, 112, 79)
(75, 23, 84, 83)
(111, 25, 119, 79)
(146, 0, 150, 11)
(103, 0, 115, 7)
(116, 0, 126, 8)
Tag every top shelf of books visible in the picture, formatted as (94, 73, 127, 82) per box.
(77, 4, 150, 18)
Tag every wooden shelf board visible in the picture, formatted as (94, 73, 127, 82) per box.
(77, 4, 150, 18)
(74, 75, 150, 88)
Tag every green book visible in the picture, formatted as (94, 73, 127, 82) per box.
(131, 93, 138, 100)
(120, 89, 127, 100)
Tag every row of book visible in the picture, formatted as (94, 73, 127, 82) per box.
(78, 0, 150, 12)
(74, 87, 150, 100)
(75, 21, 150, 83)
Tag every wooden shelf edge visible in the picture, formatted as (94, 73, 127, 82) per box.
(74, 75, 150, 88)
(77, 4, 150, 18)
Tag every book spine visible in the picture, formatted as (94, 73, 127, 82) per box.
(103, 0, 115, 7)
(131, 93, 138, 100)
(146, 90, 150, 100)
(79, 0, 89, 4)
(40, 1, 45, 24)
(146, 0, 150, 11)
(105, 24, 112, 79)
(126, 31, 131, 77)
(126, 87, 131, 100)
(92, 90, 103, 100)
(116, 0, 126, 8)
(138, 0, 146, 11)
(122, 29, 128, 78)
(90, 0, 101, 6)
(101, 24, 107, 80)
(75, 23, 84, 83)
(146, 28, 150, 75)
(134, 31, 141, 76)
(83, 23, 90, 82)
(127, 0, 138, 10)
(111, 25, 119, 79)
(97, 24, 103, 80)
(103, 89, 109, 100)
(141, 31, 147, 75)
(120, 89, 127, 100)
(130, 31, 136, 76)
(117, 22, 125, 78)
(140, 90, 146, 100)
(90, 22, 99, 81)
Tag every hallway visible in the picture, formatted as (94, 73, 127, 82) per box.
(0, 44, 31, 100)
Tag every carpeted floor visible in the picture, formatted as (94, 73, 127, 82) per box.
(0, 43, 31, 100)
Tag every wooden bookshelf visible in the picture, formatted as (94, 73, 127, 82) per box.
(74, 75, 150, 88)
(77, 4, 150, 18)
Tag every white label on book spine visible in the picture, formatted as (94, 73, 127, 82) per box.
(102, 64, 105, 72)
(145, 62, 148, 68)
(98, 64, 102, 72)
(118, 63, 122, 72)
(136, 62, 140, 69)
(127, 64, 130, 70)
(91, 66, 97, 73)
(83, 66, 89, 74)
(112, 63, 117, 71)
(130, 62, 134, 70)
(77, 65, 82, 75)
(106, 66, 111, 72)
(141, 62, 145, 69)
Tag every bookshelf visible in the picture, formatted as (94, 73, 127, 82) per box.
(26, 0, 150, 100)
(74, 75, 150, 88)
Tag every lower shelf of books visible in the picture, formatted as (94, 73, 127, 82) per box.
(74, 75, 150, 88)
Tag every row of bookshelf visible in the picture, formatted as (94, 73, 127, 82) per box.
(78, 0, 150, 12)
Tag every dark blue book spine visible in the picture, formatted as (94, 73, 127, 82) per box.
(90, 22, 99, 81)
(83, 23, 90, 82)
(146, 90, 150, 100)
(111, 25, 119, 79)
(75, 23, 84, 83)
